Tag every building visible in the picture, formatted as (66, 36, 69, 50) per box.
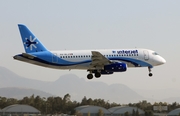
(167, 108, 180, 116)
(109, 106, 145, 116)
(0, 104, 41, 116)
(75, 105, 111, 116)
(75, 105, 145, 116)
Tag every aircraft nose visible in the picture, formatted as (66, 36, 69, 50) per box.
(161, 58, 166, 64)
(159, 57, 166, 65)
(154, 56, 166, 66)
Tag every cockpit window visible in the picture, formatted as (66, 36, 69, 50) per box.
(152, 52, 159, 55)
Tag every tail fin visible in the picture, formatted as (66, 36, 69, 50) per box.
(18, 24, 48, 53)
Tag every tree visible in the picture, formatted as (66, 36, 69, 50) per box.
(53, 96, 63, 113)
(47, 96, 54, 114)
(6, 98, 18, 106)
(132, 109, 136, 116)
(75, 111, 83, 116)
(135, 110, 140, 116)
(124, 112, 129, 116)
(34, 96, 43, 111)
(29, 94, 35, 106)
(148, 111, 153, 116)
(87, 112, 91, 116)
(145, 110, 153, 116)
(81, 96, 87, 105)
(63, 94, 71, 103)
(98, 109, 104, 116)
(87, 98, 93, 105)
(70, 109, 76, 115)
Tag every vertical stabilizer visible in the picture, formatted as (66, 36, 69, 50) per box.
(18, 24, 48, 53)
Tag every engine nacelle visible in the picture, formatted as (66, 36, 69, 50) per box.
(104, 63, 127, 72)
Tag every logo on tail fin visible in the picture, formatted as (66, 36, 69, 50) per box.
(24, 36, 39, 51)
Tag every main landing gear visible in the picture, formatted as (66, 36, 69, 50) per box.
(87, 73, 93, 79)
(148, 67, 153, 77)
(87, 71, 101, 80)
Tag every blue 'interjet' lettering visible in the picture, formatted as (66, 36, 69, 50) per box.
(113, 50, 138, 55)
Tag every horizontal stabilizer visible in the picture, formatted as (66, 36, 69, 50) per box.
(22, 53, 36, 59)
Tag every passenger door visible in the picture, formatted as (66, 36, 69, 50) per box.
(52, 53, 58, 63)
(143, 50, 149, 60)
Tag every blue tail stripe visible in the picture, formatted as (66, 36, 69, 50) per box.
(17, 52, 152, 67)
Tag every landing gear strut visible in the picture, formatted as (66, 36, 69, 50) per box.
(148, 67, 153, 77)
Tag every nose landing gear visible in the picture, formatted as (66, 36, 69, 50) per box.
(148, 67, 153, 77)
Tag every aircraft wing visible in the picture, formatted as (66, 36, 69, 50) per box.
(90, 51, 111, 68)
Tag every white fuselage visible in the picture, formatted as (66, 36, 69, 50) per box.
(14, 48, 166, 70)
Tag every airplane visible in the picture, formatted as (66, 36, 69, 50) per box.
(13, 24, 166, 79)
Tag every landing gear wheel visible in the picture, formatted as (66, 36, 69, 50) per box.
(148, 67, 153, 77)
(149, 73, 153, 77)
(95, 72, 101, 78)
(87, 74, 93, 80)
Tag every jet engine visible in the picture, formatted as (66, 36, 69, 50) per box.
(104, 62, 127, 72)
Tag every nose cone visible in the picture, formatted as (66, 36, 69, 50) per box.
(161, 57, 166, 64)
(157, 57, 166, 65)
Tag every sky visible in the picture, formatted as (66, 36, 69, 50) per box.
(0, 0, 180, 100)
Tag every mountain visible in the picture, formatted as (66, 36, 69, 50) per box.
(0, 87, 53, 99)
(47, 75, 144, 103)
(0, 66, 144, 103)
(0, 66, 50, 89)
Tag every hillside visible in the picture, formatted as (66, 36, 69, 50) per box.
(0, 66, 144, 103)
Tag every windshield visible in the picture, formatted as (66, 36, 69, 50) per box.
(152, 52, 159, 55)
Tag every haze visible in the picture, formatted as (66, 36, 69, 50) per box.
(0, 1, 179, 101)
